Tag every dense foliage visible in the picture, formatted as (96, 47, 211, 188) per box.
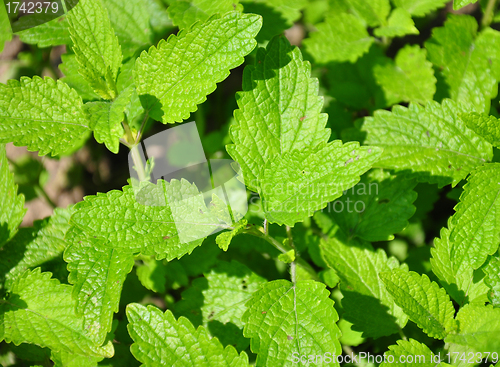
(1, 0, 500, 366)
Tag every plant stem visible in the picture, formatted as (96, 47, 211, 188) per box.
(135, 112, 150, 145)
(482, 0, 498, 29)
(35, 184, 57, 209)
(243, 224, 319, 281)
(130, 144, 146, 182)
(398, 327, 408, 341)
(286, 225, 297, 283)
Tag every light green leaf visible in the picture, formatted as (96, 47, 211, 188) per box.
(374, 8, 419, 38)
(59, 54, 100, 101)
(484, 256, 500, 307)
(242, 280, 341, 366)
(461, 112, 500, 148)
(319, 222, 408, 338)
(135, 11, 261, 123)
(126, 304, 249, 366)
(381, 339, 445, 366)
(0, 1, 12, 52)
(425, 15, 500, 112)
(227, 36, 330, 191)
(103, 0, 152, 58)
(345, 0, 390, 27)
(0, 268, 113, 359)
(259, 141, 382, 226)
(216, 219, 248, 251)
(67, 0, 123, 100)
(453, 0, 478, 10)
(0, 208, 71, 290)
(0, 145, 25, 248)
(450, 164, 500, 271)
(391, 0, 448, 17)
(83, 87, 130, 153)
(359, 99, 492, 187)
(380, 268, 457, 339)
(431, 225, 488, 306)
(17, 17, 71, 47)
(303, 12, 374, 63)
(327, 169, 417, 242)
(64, 237, 134, 344)
(374, 45, 435, 104)
(445, 304, 500, 354)
(70, 180, 230, 260)
(168, 0, 241, 29)
(136, 256, 168, 293)
(0, 76, 90, 156)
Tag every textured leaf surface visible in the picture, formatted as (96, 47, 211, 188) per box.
(319, 221, 408, 338)
(216, 220, 247, 251)
(484, 256, 500, 308)
(0, 77, 90, 156)
(0, 208, 71, 290)
(359, 99, 492, 187)
(70, 180, 229, 260)
(242, 280, 341, 366)
(431, 225, 488, 306)
(168, 0, 241, 29)
(461, 112, 500, 148)
(380, 268, 456, 339)
(59, 54, 100, 101)
(374, 8, 418, 38)
(425, 15, 500, 112)
(381, 339, 444, 367)
(126, 304, 249, 366)
(327, 169, 417, 242)
(0, 269, 113, 358)
(392, 0, 448, 16)
(445, 304, 500, 353)
(83, 87, 130, 153)
(374, 45, 435, 104)
(64, 238, 134, 344)
(345, 0, 390, 27)
(449, 164, 500, 271)
(135, 11, 261, 123)
(67, 0, 122, 100)
(258, 141, 381, 226)
(0, 145, 25, 248)
(303, 13, 373, 64)
(17, 17, 71, 47)
(227, 36, 330, 190)
(453, 0, 478, 10)
(136, 257, 168, 293)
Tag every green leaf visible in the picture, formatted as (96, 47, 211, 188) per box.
(216, 220, 248, 251)
(136, 256, 168, 293)
(168, 0, 242, 29)
(259, 142, 382, 226)
(303, 12, 374, 64)
(380, 268, 457, 339)
(425, 15, 500, 112)
(17, 17, 71, 47)
(103, 0, 152, 58)
(358, 99, 492, 187)
(453, 0, 478, 10)
(70, 180, 230, 260)
(135, 11, 261, 123)
(344, 0, 391, 27)
(0, 268, 113, 359)
(484, 256, 500, 308)
(461, 112, 500, 148)
(227, 36, 330, 191)
(391, 0, 448, 17)
(64, 237, 134, 344)
(374, 8, 419, 38)
(430, 225, 488, 306)
(126, 304, 249, 366)
(83, 87, 130, 153)
(0, 145, 25, 248)
(327, 169, 417, 242)
(242, 280, 341, 366)
(445, 304, 500, 354)
(0, 2, 12, 52)
(0, 208, 71, 290)
(67, 0, 123, 100)
(449, 164, 500, 271)
(381, 339, 444, 366)
(0, 76, 90, 156)
(374, 45, 435, 104)
(319, 223, 408, 338)
(59, 54, 100, 101)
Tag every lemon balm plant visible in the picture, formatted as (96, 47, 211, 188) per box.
(1, 0, 500, 366)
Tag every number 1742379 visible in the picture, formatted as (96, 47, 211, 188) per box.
(5, 1, 59, 14)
